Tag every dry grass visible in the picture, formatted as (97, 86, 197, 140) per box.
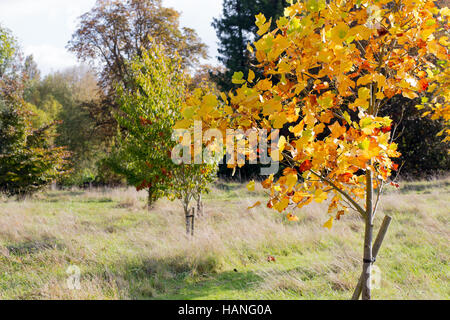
(0, 177, 448, 299)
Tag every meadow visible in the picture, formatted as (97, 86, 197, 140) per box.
(0, 178, 448, 300)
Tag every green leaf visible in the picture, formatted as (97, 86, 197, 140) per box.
(358, 139, 370, 150)
(232, 71, 246, 84)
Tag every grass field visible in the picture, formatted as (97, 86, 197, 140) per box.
(0, 178, 449, 300)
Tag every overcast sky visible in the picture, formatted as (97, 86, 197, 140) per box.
(0, 0, 223, 75)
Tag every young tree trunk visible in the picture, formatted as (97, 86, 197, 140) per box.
(184, 207, 195, 236)
(147, 188, 154, 211)
(352, 215, 392, 300)
(362, 167, 374, 300)
(185, 209, 190, 235)
(182, 194, 193, 236)
(196, 194, 203, 217)
(191, 207, 195, 236)
(16, 193, 27, 202)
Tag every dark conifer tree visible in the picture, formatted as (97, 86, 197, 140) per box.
(212, 0, 287, 92)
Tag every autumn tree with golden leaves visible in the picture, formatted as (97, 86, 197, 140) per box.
(176, 0, 449, 299)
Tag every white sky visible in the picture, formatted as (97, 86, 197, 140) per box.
(0, 0, 223, 75)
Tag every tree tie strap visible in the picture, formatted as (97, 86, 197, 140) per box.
(363, 257, 376, 264)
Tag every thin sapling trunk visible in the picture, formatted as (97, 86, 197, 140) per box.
(362, 166, 374, 300)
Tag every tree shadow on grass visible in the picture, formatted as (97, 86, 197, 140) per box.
(44, 190, 85, 198)
(116, 257, 264, 300)
(214, 183, 243, 191)
(6, 236, 64, 256)
(40, 191, 113, 204)
(398, 180, 450, 193)
(158, 270, 264, 300)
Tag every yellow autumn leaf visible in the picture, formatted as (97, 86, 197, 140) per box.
(286, 172, 298, 191)
(314, 189, 328, 203)
(278, 135, 287, 152)
(358, 87, 370, 101)
(276, 16, 289, 29)
(247, 42, 254, 53)
(274, 197, 289, 212)
(349, 25, 372, 41)
(287, 213, 299, 222)
(441, 7, 450, 17)
(273, 185, 282, 192)
(255, 13, 266, 27)
(330, 22, 350, 42)
(246, 180, 255, 191)
(272, 113, 288, 128)
(248, 70, 255, 83)
(323, 217, 334, 230)
(220, 92, 228, 102)
(182, 107, 195, 119)
(263, 99, 282, 115)
(357, 74, 373, 86)
(174, 119, 191, 129)
(278, 61, 291, 73)
(290, 121, 304, 136)
(401, 90, 418, 99)
(343, 111, 352, 125)
(224, 105, 233, 115)
(376, 91, 385, 100)
(257, 19, 272, 36)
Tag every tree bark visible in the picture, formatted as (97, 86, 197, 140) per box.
(362, 167, 374, 300)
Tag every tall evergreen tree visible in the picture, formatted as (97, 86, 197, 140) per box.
(211, 0, 287, 179)
(212, 0, 287, 92)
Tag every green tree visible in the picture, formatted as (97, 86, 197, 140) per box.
(0, 78, 70, 199)
(109, 43, 217, 233)
(22, 65, 113, 186)
(0, 102, 70, 199)
(108, 43, 186, 207)
(0, 26, 70, 198)
(0, 25, 18, 78)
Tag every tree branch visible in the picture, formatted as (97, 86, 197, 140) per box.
(309, 170, 366, 218)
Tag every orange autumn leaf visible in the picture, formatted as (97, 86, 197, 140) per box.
(329, 121, 346, 139)
(336, 210, 345, 221)
(298, 160, 312, 173)
(247, 201, 261, 210)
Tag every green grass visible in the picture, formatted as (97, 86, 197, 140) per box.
(0, 178, 449, 300)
